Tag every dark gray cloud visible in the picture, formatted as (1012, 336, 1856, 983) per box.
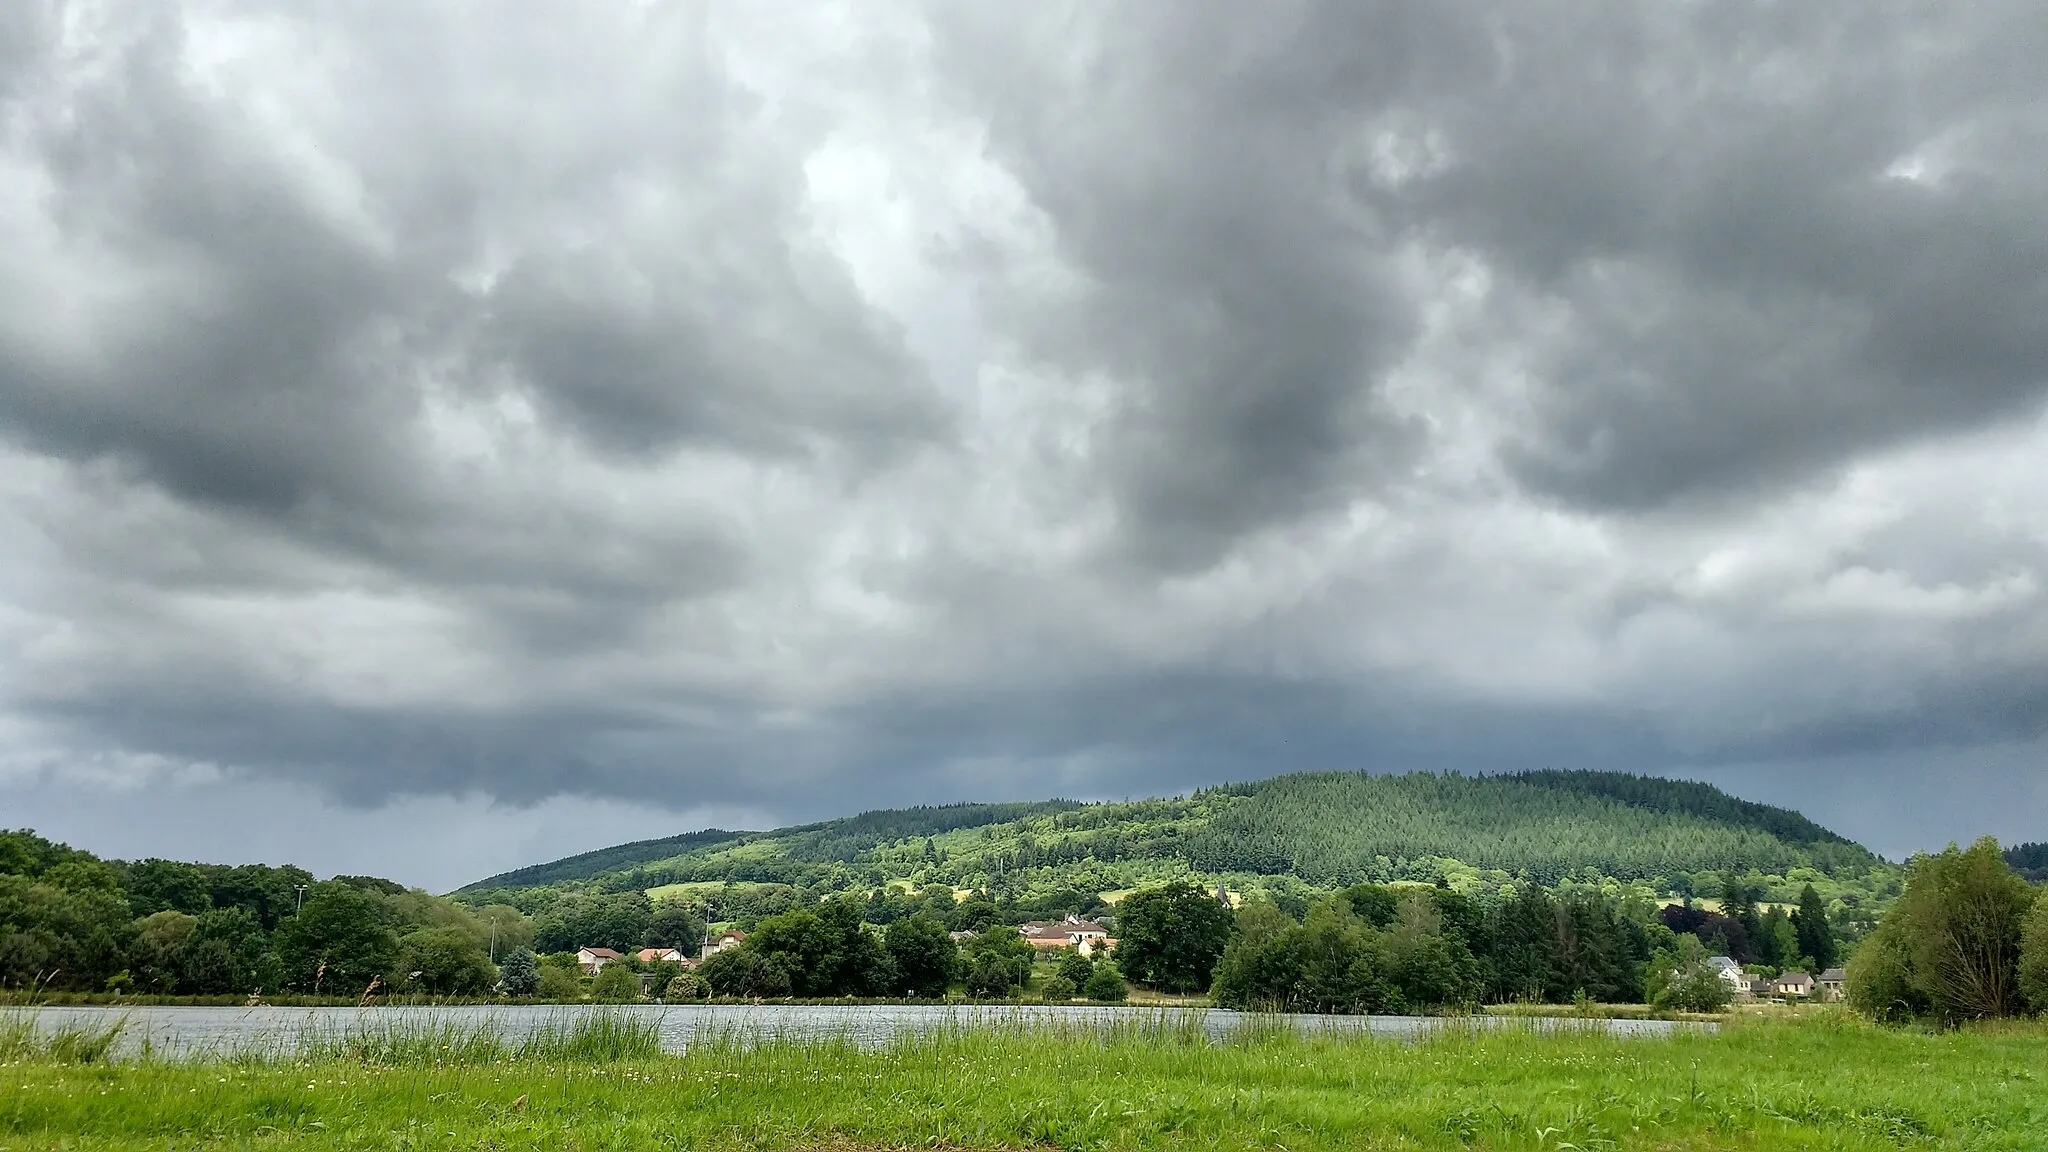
(2, 0, 2046, 884)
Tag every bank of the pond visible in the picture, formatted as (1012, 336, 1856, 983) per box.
(5, 1015, 2043, 1150)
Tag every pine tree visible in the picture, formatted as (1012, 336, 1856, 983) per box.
(498, 947, 541, 996)
(1487, 886, 1562, 1002)
(1793, 884, 1837, 971)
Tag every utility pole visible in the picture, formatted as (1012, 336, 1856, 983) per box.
(489, 914, 499, 963)
(294, 885, 308, 915)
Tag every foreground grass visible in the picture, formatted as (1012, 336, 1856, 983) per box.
(3, 1013, 2045, 1150)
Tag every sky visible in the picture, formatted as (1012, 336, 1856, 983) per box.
(3, 1, 2046, 893)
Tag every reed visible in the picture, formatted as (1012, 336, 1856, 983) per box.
(0, 1010, 128, 1064)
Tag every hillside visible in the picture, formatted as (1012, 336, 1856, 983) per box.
(462, 771, 1897, 913)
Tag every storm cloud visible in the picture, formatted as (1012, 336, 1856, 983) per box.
(3, 0, 2046, 888)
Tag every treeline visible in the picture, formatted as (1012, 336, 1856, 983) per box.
(0, 830, 531, 997)
(465, 879, 1117, 951)
(1847, 838, 2048, 1024)
(1201, 882, 1667, 1012)
(2006, 842, 2048, 883)
(1061, 878, 1756, 1014)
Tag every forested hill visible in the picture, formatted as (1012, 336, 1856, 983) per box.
(2007, 842, 2048, 883)
(462, 771, 1890, 903)
(478, 801, 1082, 891)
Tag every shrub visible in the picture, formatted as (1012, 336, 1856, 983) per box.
(395, 927, 496, 996)
(1057, 949, 1095, 988)
(536, 964, 585, 1001)
(1845, 918, 1927, 1024)
(1083, 960, 1128, 1002)
(965, 957, 1019, 1000)
(590, 962, 642, 1003)
(2019, 890, 2048, 1013)
(1040, 975, 1077, 1001)
(664, 971, 709, 1002)
(1644, 935, 1732, 1013)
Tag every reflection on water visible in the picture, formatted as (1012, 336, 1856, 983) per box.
(7, 1003, 1707, 1057)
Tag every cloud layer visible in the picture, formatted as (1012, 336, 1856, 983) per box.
(3, 0, 2046, 881)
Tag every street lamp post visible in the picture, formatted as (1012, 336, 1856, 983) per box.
(294, 885, 309, 915)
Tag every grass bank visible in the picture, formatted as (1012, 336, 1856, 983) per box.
(4, 1011, 2044, 1149)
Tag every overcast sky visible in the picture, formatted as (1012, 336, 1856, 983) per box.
(4, 1, 2047, 892)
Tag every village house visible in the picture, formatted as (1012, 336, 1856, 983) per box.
(698, 929, 746, 961)
(1017, 922, 1075, 949)
(1017, 915, 1116, 956)
(636, 947, 687, 965)
(1774, 970, 1815, 998)
(576, 946, 622, 974)
(1817, 967, 1847, 1000)
(1706, 955, 1744, 990)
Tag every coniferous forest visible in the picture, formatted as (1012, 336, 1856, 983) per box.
(463, 770, 1902, 940)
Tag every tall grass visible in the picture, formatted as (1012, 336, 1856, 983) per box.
(515, 1008, 664, 1061)
(6, 1015, 2045, 1149)
(0, 1011, 127, 1064)
(281, 1008, 665, 1065)
(294, 1014, 515, 1065)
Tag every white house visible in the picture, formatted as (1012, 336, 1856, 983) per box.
(698, 930, 746, 961)
(1706, 955, 1744, 989)
(576, 946, 622, 974)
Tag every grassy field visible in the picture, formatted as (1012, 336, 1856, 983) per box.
(3, 1011, 2044, 1150)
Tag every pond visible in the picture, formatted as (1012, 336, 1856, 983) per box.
(8, 1003, 1707, 1058)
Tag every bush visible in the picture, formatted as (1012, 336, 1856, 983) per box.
(1082, 960, 1128, 1002)
(664, 971, 709, 1002)
(1644, 935, 1732, 1013)
(1057, 949, 1095, 988)
(536, 964, 585, 1001)
(395, 927, 496, 996)
(2019, 890, 2048, 1013)
(1845, 918, 1926, 1024)
(590, 961, 642, 1003)
(1040, 975, 1077, 1001)
(965, 957, 1019, 1000)
(700, 948, 796, 998)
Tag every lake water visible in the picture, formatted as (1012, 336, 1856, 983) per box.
(10, 1003, 1707, 1057)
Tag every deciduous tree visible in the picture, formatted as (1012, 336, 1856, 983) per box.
(1113, 882, 1235, 992)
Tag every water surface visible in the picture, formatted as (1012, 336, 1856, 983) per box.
(11, 1003, 1707, 1057)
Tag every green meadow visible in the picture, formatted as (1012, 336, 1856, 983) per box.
(4, 1011, 2045, 1150)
